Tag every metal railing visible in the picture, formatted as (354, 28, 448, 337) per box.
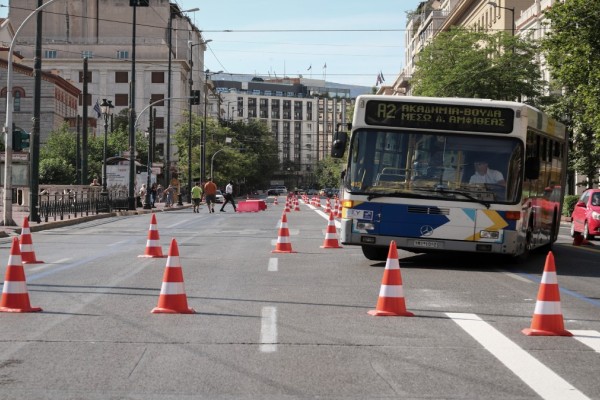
(37, 189, 129, 223)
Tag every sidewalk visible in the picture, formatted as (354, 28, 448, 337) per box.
(0, 201, 192, 237)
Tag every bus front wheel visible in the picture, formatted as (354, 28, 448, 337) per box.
(361, 245, 389, 261)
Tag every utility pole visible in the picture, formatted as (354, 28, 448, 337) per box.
(29, 0, 43, 223)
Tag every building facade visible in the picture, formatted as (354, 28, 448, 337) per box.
(7, 0, 207, 165)
(213, 77, 353, 189)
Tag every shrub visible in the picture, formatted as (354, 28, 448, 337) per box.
(563, 195, 579, 217)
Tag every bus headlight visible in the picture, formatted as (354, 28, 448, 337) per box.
(479, 230, 500, 239)
(356, 222, 375, 230)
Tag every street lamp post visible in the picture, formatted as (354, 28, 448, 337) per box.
(2, 0, 60, 226)
(100, 99, 114, 195)
(202, 68, 222, 182)
(166, 6, 199, 190)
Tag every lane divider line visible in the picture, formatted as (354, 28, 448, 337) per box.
(268, 258, 278, 272)
(260, 306, 277, 353)
(447, 313, 590, 400)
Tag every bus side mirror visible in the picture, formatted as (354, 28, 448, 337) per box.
(525, 156, 540, 180)
(330, 131, 348, 158)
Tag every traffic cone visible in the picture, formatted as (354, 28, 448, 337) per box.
(294, 199, 301, 211)
(522, 251, 572, 336)
(152, 238, 195, 314)
(321, 212, 342, 249)
(272, 212, 296, 253)
(139, 214, 167, 258)
(273, 196, 278, 205)
(19, 217, 44, 264)
(368, 241, 413, 317)
(324, 198, 331, 214)
(0, 237, 42, 313)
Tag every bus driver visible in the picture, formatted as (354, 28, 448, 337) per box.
(469, 160, 506, 186)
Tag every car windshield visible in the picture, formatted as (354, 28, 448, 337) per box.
(344, 129, 523, 204)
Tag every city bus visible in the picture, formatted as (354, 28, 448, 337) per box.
(331, 95, 567, 261)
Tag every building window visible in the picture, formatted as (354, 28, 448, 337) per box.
(79, 71, 92, 83)
(114, 94, 128, 107)
(150, 94, 164, 106)
(13, 90, 21, 112)
(151, 72, 164, 83)
(44, 50, 57, 59)
(115, 71, 128, 83)
(154, 117, 164, 130)
(81, 50, 93, 58)
(116, 50, 129, 60)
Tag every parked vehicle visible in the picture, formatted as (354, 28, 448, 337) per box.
(570, 189, 600, 240)
(215, 190, 225, 203)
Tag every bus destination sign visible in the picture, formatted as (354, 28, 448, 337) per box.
(365, 100, 515, 134)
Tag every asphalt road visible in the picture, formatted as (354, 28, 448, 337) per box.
(0, 200, 598, 399)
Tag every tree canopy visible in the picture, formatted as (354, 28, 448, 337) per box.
(412, 27, 543, 103)
(542, 0, 600, 187)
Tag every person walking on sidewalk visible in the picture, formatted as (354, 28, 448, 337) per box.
(191, 182, 203, 213)
(203, 177, 217, 213)
(220, 180, 237, 212)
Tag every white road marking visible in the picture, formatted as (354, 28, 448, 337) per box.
(447, 313, 590, 400)
(260, 306, 277, 353)
(268, 258, 278, 272)
(571, 330, 600, 353)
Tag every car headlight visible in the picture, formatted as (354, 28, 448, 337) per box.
(592, 211, 600, 220)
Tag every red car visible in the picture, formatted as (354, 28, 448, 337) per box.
(570, 189, 600, 240)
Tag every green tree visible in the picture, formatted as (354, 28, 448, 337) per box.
(315, 156, 345, 189)
(542, 0, 600, 188)
(412, 27, 543, 103)
(173, 115, 279, 193)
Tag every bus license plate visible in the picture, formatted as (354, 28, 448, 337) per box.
(414, 240, 441, 249)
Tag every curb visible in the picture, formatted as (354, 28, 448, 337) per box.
(0, 204, 192, 237)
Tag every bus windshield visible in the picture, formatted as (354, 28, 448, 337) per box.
(345, 129, 523, 204)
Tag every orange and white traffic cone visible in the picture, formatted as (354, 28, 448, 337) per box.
(522, 251, 572, 336)
(324, 198, 331, 214)
(139, 214, 167, 258)
(368, 241, 413, 317)
(0, 237, 42, 313)
(335, 199, 342, 219)
(19, 217, 44, 264)
(273, 197, 278, 206)
(152, 238, 195, 314)
(294, 199, 301, 211)
(272, 212, 296, 253)
(321, 212, 342, 249)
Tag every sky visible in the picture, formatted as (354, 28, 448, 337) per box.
(181, 0, 423, 87)
(0, 0, 423, 88)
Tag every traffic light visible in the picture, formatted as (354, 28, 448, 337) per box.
(12, 124, 30, 151)
(191, 90, 201, 105)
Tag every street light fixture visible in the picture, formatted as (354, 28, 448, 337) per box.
(488, 1, 515, 38)
(100, 99, 114, 195)
(210, 137, 232, 180)
(202, 68, 222, 182)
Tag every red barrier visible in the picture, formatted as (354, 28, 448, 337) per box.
(237, 200, 267, 212)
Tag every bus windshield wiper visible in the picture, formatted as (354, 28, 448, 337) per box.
(365, 191, 430, 201)
(427, 187, 491, 209)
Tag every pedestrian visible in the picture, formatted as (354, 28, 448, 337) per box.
(150, 183, 157, 208)
(191, 182, 203, 213)
(220, 180, 237, 212)
(156, 184, 164, 203)
(164, 185, 174, 207)
(203, 177, 217, 213)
